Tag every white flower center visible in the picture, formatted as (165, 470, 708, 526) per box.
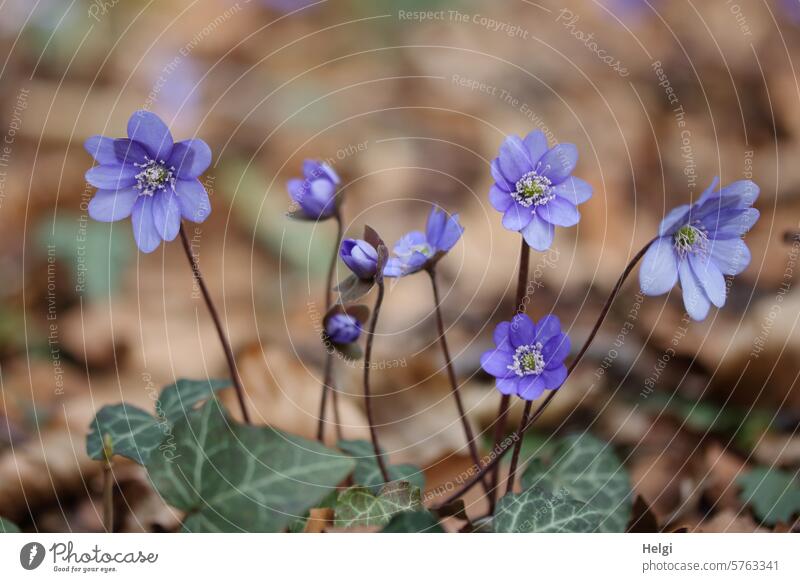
(508, 342, 545, 377)
(135, 158, 175, 196)
(673, 223, 709, 256)
(513, 171, 554, 208)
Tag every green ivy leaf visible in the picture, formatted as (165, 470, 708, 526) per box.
(521, 433, 632, 532)
(335, 482, 422, 528)
(338, 439, 425, 493)
(0, 517, 20, 533)
(148, 400, 354, 532)
(86, 404, 163, 465)
(157, 378, 231, 424)
(381, 511, 444, 533)
(738, 467, 800, 525)
(494, 486, 607, 532)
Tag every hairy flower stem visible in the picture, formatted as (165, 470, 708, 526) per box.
(101, 434, 114, 533)
(317, 213, 344, 442)
(427, 267, 491, 497)
(488, 238, 530, 510)
(504, 400, 531, 495)
(364, 279, 391, 482)
(433, 240, 654, 510)
(179, 225, 251, 424)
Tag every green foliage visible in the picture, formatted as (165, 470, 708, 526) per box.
(148, 400, 354, 532)
(738, 467, 800, 525)
(338, 439, 425, 493)
(494, 486, 608, 533)
(521, 433, 632, 532)
(158, 378, 231, 423)
(381, 511, 444, 533)
(86, 404, 163, 465)
(335, 482, 422, 528)
(0, 517, 20, 533)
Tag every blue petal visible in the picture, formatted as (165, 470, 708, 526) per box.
(697, 176, 721, 205)
(518, 375, 546, 400)
(152, 190, 182, 242)
(481, 349, 514, 378)
(87, 188, 139, 222)
(718, 179, 759, 207)
(308, 179, 336, 216)
(489, 185, 513, 212)
(658, 204, 691, 236)
(540, 365, 567, 390)
(493, 321, 512, 351)
(394, 231, 426, 255)
(127, 110, 174, 161)
(425, 206, 446, 245)
(287, 178, 305, 202)
(521, 213, 554, 251)
(303, 160, 340, 184)
(678, 259, 711, 321)
(523, 130, 548, 166)
(168, 139, 212, 179)
(542, 333, 570, 367)
(639, 237, 679, 296)
(131, 196, 162, 253)
(112, 139, 149, 166)
(498, 135, 532, 183)
(551, 176, 592, 205)
(710, 208, 759, 239)
(383, 258, 403, 278)
(509, 313, 536, 347)
(536, 143, 577, 184)
(689, 253, 726, 308)
(84, 136, 120, 165)
(86, 164, 137, 189)
(491, 159, 514, 192)
(496, 377, 519, 396)
(708, 238, 751, 275)
(539, 196, 580, 227)
(174, 179, 211, 223)
(534, 315, 561, 344)
(435, 214, 463, 252)
(502, 202, 533, 231)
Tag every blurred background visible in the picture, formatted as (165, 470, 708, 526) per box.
(0, 0, 799, 532)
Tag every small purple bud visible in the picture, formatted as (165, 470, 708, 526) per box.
(325, 313, 362, 344)
(340, 238, 379, 279)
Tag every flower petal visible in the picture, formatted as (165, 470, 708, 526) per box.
(534, 315, 561, 344)
(658, 204, 691, 236)
(87, 188, 139, 222)
(112, 139, 149, 165)
(168, 139, 212, 179)
(710, 208, 759, 239)
(493, 321, 512, 351)
(708, 238, 751, 275)
(536, 143, 577, 184)
(174, 178, 211, 223)
(491, 159, 514, 192)
(498, 135, 531, 183)
(523, 130, 548, 166)
(127, 110, 173, 161)
(521, 213, 555, 251)
(303, 160, 339, 184)
(639, 237, 679, 296)
(540, 365, 567, 390)
(509, 313, 536, 347)
(689, 253, 726, 308)
(551, 176, 592, 205)
(84, 136, 119, 165)
(131, 196, 162, 253)
(518, 375, 546, 400)
(489, 185, 513, 212)
(152, 190, 182, 242)
(86, 164, 137, 189)
(287, 178, 305, 203)
(481, 349, 514, 378)
(542, 333, 570, 367)
(426, 206, 446, 245)
(719, 179, 759, 207)
(496, 377, 519, 396)
(539, 196, 580, 227)
(502, 202, 533, 231)
(678, 259, 711, 321)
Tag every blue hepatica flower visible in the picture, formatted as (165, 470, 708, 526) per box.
(481, 314, 571, 401)
(325, 313, 362, 344)
(287, 160, 340, 220)
(340, 238, 379, 279)
(84, 110, 212, 253)
(383, 206, 464, 278)
(639, 178, 760, 321)
(490, 130, 592, 251)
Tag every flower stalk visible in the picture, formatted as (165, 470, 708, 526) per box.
(101, 434, 114, 533)
(179, 225, 251, 424)
(364, 278, 391, 482)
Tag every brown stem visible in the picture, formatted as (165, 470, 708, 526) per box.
(102, 435, 114, 533)
(432, 239, 654, 510)
(364, 279, 390, 482)
(427, 267, 490, 496)
(488, 237, 530, 509)
(505, 400, 532, 494)
(317, 214, 344, 442)
(179, 225, 251, 424)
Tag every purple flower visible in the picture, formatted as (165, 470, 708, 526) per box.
(480, 314, 570, 401)
(325, 313, 362, 344)
(287, 160, 340, 220)
(489, 130, 592, 251)
(780, 0, 800, 24)
(340, 239, 379, 279)
(383, 206, 464, 278)
(84, 110, 212, 253)
(639, 178, 759, 321)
